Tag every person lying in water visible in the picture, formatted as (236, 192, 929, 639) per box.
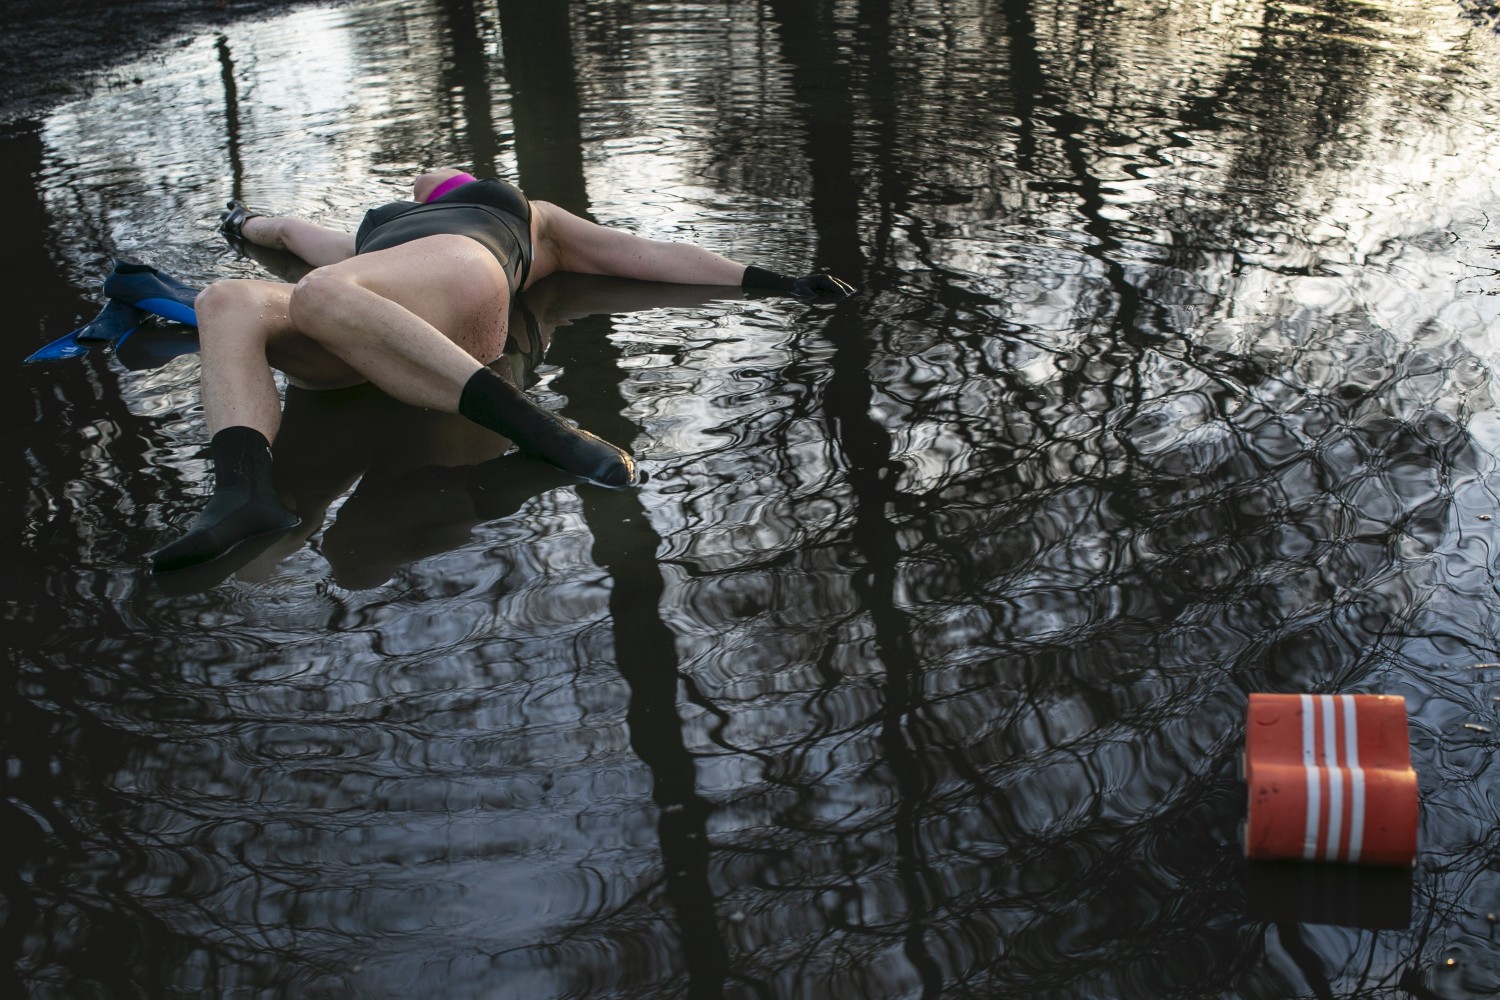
(152, 168, 854, 574)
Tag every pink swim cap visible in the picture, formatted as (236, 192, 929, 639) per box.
(424, 172, 478, 203)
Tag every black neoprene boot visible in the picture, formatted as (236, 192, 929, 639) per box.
(458, 367, 636, 488)
(152, 426, 300, 573)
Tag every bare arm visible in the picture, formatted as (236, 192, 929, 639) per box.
(528, 200, 747, 288)
(242, 217, 357, 268)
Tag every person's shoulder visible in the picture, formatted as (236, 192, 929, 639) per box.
(354, 199, 420, 244)
(365, 199, 421, 223)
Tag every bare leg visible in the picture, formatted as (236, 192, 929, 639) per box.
(155, 234, 634, 574)
(284, 235, 505, 409)
(196, 281, 289, 440)
(286, 235, 635, 485)
(152, 280, 360, 574)
(196, 279, 367, 438)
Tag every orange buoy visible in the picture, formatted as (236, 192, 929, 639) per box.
(1245, 693, 1417, 866)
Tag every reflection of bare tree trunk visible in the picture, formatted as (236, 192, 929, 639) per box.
(998, 0, 1042, 175)
(214, 36, 244, 201)
(760, 0, 863, 279)
(494, 0, 588, 212)
(438, 0, 498, 178)
(560, 335, 734, 997)
(496, 3, 730, 995)
(995, 0, 1154, 467)
(999, 0, 1146, 342)
(764, 2, 942, 994)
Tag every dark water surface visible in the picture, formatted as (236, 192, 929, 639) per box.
(4, 1, 1500, 997)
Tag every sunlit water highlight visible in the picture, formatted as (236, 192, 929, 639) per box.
(6, 1, 1500, 997)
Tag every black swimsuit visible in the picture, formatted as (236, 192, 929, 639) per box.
(354, 178, 535, 291)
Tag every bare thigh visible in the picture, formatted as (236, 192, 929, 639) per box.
(245, 284, 363, 389)
(233, 236, 512, 390)
(195, 278, 363, 390)
(300, 234, 512, 363)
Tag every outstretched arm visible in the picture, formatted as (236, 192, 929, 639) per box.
(529, 200, 854, 301)
(221, 201, 356, 268)
(240, 217, 357, 268)
(530, 201, 745, 285)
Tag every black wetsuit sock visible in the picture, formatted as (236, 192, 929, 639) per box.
(458, 367, 636, 487)
(151, 426, 300, 573)
(741, 265, 799, 294)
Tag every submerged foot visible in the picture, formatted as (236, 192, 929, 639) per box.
(219, 200, 258, 240)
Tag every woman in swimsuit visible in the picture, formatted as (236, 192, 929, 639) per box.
(153, 168, 854, 573)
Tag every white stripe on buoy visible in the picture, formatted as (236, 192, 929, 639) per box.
(1342, 694, 1365, 864)
(1301, 693, 1319, 860)
(1322, 696, 1342, 859)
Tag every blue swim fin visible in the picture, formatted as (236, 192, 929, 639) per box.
(102, 260, 201, 327)
(23, 298, 147, 364)
(25, 261, 202, 364)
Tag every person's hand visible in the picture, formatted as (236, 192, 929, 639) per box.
(218, 200, 261, 242)
(743, 264, 857, 303)
(789, 271, 856, 303)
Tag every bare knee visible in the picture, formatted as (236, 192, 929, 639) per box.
(194, 280, 283, 355)
(287, 267, 360, 342)
(195, 279, 262, 321)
